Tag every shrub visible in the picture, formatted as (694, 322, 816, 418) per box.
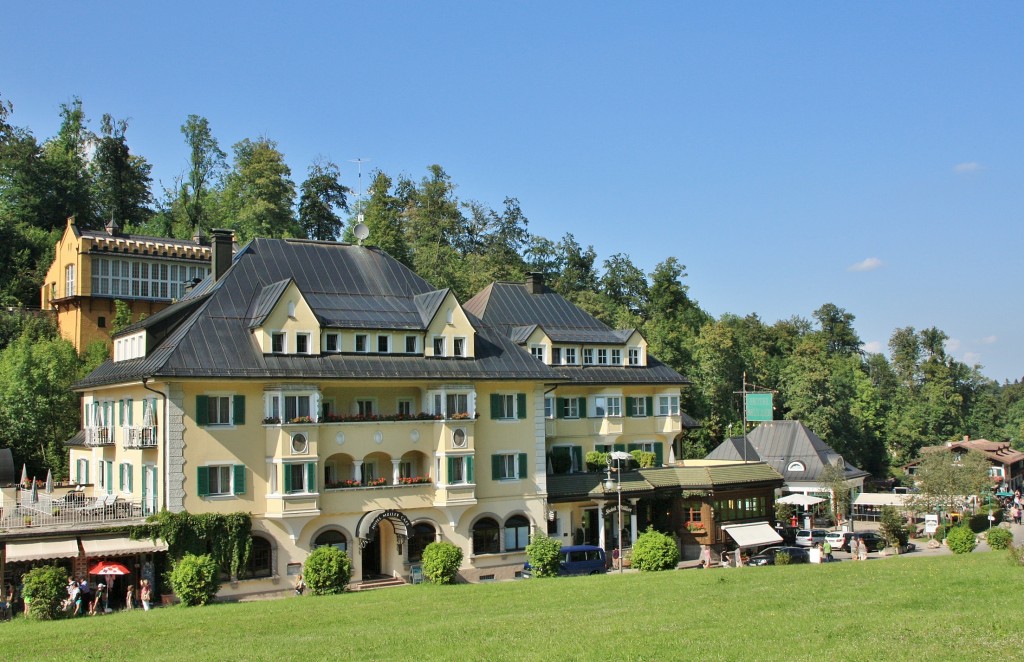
(969, 509, 1002, 533)
(933, 524, 949, 542)
(774, 551, 791, 566)
(879, 506, 909, 548)
(945, 526, 977, 555)
(304, 545, 352, 595)
(525, 533, 562, 578)
(630, 450, 657, 468)
(22, 565, 68, 620)
(585, 450, 609, 472)
(169, 553, 222, 606)
(630, 527, 679, 571)
(421, 541, 463, 584)
(986, 527, 1013, 551)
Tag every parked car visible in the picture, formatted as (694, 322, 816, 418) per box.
(794, 529, 829, 547)
(748, 546, 810, 566)
(522, 545, 607, 578)
(825, 531, 886, 553)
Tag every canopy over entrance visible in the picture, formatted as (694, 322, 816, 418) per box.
(777, 494, 825, 507)
(721, 522, 784, 549)
(355, 509, 414, 549)
(5, 538, 79, 563)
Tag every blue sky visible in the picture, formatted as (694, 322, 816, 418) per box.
(3, 2, 1022, 381)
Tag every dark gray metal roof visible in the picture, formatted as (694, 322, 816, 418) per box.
(464, 280, 689, 386)
(249, 279, 293, 329)
(706, 420, 869, 483)
(76, 239, 564, 389)
(546, 463, 783, 501)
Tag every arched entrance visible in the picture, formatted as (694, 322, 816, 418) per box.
(355, 509, 414, 579)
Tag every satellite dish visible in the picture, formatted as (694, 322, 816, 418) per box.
(353, 222, 369, 245)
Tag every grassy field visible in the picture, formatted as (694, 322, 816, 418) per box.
(3, 551, 1022, 661)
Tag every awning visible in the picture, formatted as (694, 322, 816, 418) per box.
(777, 494, 825, 507)
(5, 538, 80, 563)
(854, 493, 909, 508)
(721, 522, 784, 548)
(81, 536, 168, 557)
(355, 509, 412, 540)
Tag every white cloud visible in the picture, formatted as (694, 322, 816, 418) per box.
(848, 257, 883, 272)
(980, 335, 997, 345)
(964, 352, 982, 366)
(861, 340, 883, 354)
(954, 162, 982, 174)
(945, 338, 962, 352)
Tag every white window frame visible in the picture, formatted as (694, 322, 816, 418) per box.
(564, 397, 580, 419)
(207, 464, 233, 496)
(65, 264, 76, 298)
(425, 387, 476, 418)
(583, 348, 594, 365)
(295, 333, 311, 355)
(563, 347, 577, 365)
(377, 334, 391, 353)
(496, 393, 517, 420)
(284, 394, 312, 421)
(658, 395, 680, 416)
(120, 463, 132, 494)
(284, 461, 313, 495)
(552, 444, 582, 473)
(325, 333, 339, 352)
(453, 337, 466, 357)
(628, 347, 641, 366)
(271, 332, 286, 354)
(594, 395, 622, 418)
(544, 396, 554, 419)
(356, 398, 376, 417)
(631, 397, 648, 417)
(405, 335, 418, 353)
(449, 456, 467, 484)
(497, 453, 519, 480)
(207, 395, 233, 426)
(597, 348, 608, 365)
(530, 345, 545, 362)
(432, 336, 446, 356)
(355, 334, 368, 353)
(397, 398, 414, 416)
(611, 349, 622, 365)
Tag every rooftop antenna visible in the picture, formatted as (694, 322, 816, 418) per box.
(348, 157, 372, 238)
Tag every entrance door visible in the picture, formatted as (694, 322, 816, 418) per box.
(362, 535, 382, 578)
(582, 508, 599, 546)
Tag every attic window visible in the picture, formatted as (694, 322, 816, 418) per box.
(271, 333, 286, 354)
(787, 461, 805, 472)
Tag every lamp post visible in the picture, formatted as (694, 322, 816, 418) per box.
(606, 451, 631, 574)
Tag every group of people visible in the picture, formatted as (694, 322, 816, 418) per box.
(60, 577, 154, 616)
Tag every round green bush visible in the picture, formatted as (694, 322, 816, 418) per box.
(945, 526, 977, 554)
(525, 533, 562, 578)
(169, 553, 222, 606)
(421, 541, 463, 584)
(22, 565, 69, 620)
(986, 527, 1013, 550)
(630, 527, 679, 571)
(304, 545, 352, 595)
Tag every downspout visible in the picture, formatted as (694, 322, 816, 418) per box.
(141, 377, 167, 511)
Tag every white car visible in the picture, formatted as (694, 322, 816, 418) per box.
(794, 529, 829, 547)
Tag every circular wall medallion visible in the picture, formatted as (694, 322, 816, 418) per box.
(335, 432, 345, 446)
(374, 430, 384, 444)
(410, 429, 420, 443)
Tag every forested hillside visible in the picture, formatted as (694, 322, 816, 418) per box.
(2, 94, 1022, 480)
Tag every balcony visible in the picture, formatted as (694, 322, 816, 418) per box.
(544, 415, 682, 438)
(122, 425, 158, 449)
(84, 426, 113, 447)
(0, 489, 146, 533)
(264, 416, 475, 456)
(320, 482, 436, 514)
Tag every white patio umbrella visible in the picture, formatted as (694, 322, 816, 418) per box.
(29, 477, 38, 503)
(777, 493, 825, 507)
(45, 469, 53, 494)
(20, 463, 27, 486)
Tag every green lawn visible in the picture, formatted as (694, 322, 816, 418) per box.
(4, 551, 1022, 661)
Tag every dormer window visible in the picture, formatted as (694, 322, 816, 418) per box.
(453, 337, 466, 357)
(296, 333, 310, 354)
(597, 348, 608, 365)
(787, 461, 806, 472)
(355, 334, 368, 353)
(271, 333, 286, 354)
(325, 333, 339, 352)
(530, 345, 545, 362)
(433, 336, 446, 356)
(628, 347, 640, 365)
(551, 347, 562, 364)
(611, 349, 622, 365)
(563, 347, 577, 365)
(377, 335, 391, 353)
(405, 335, 418, 353)
(583, 348, 594, 365)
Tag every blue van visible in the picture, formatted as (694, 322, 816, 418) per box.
(523, 545, 607, 578)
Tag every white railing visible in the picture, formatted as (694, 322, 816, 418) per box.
(122, 425, 158, 449)
(3, 491, 145, 531)
(85, 426, 113, 446)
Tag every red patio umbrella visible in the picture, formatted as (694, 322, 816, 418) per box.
(89, 561, 131, 576)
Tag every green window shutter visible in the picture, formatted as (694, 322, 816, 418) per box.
(119, 464, 124, 491)
(106, 462, 113, 495)
(626, 397, 636, 417)
(84, 462, 89, 484)
(577, 397, 586, 416)
(127, 398, 134, 425)
(627, 443, 640, 452)
(571, 446, 583, 473)
(234, 465, 246, 495)
(196, 395, 209, 426)
(654, 442, 664, 467)
(466, 456, 474, 484)
(128, 467, 133, 493)
(151, 470, 158, 508)
(613, 443, 626, 452)
(141, 466, 147, 499)
(283, 464, 292, 493)
(516, 393, 527, 419)
(150, 398, 158, 425)
(556, 398, 565, 419)
(118, 400, 124, 427)
(492, 454, 501, 480)
(490, 394, 501, 419)
(447, 456, 455, 484)
(197, 466, 209, 497)
(645, 397, 654, 416)
(75, 461, 81, 484)
(306, 462, 316, 492)
(233, 395, 245, 425)
(519, 452, 528, 479)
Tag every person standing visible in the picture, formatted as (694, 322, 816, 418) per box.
(700, 545, 712, 569)
(858, 537, 868, 561)
(90, 583, 106, 616)
(823, 539, 833, 563)
(125, 584, 136, 610)
(140, 579, 152, 611)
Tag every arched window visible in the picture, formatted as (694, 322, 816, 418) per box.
(407, 523, 436, 562)
(242, 536, 273, 579)
(314, 530, 348, 552)
(504, 515, 530, 551)
(472, 517, 500, 555)
(787, 461, 805, 472)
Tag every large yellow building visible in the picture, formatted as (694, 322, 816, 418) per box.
(60, 235, 780, 598)
(41, 216, 213, 351)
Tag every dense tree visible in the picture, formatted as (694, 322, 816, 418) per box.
(908, 448, 992, 516)
(298, 159, 349, 241)
(221, 137, 299, 242)
(91, 114, 153, 229)
(178, 115, 226, 236)
(399, 165, 465, 293)
(350, 171, 411, 265)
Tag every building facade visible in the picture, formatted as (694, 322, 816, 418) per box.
(41, 216, 213, 351)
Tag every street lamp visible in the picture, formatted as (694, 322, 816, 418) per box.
(606, 451, 631, 574)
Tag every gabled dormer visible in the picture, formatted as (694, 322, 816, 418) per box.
(250, 279, 320, 356)
(417, 289, 477, 358)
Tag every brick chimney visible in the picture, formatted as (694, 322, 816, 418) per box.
(525, 272, 545, 294)
(210, 228, 234, 281)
